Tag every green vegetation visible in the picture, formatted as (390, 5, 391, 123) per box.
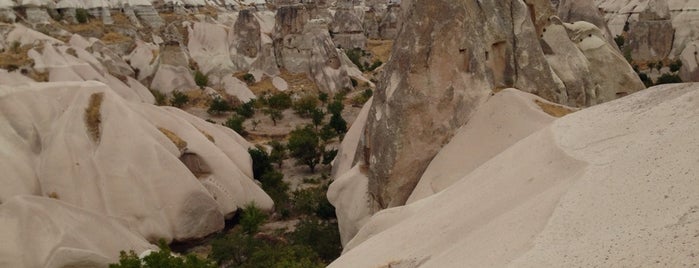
(269, 141, 287, 168)
(614, 35, 625, 48)
(224, 115, 246, 135)
(194, 70, 209, 89)
(669, 59, 683, 73)
(240, 203, 267, 235)
(345, 48, 365, 71)
(288, 126, 321, 173)
(207, 96, 232, 115)
(352, 89, 373, 106)
(243, 73, 256, 85)
(170, 91, 189, 108)
(292, 94, 319, 118)
(110, 240, 215, 268)
(655, 73, 683, 85)
(236, 100, 256, 118)
(75, 8, 89, 24)
(150, 90, 167, 106)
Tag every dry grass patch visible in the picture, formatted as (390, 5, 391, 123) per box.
(85, 92, 105, 142)
(47, 192, 59, 199)
(0, 43, 34, 70)
(101, 32, 132, 44)
(534, 99, 575, 118)
(158, 127, 188, 151)
(197, 127, 215, 143)
(367, 39, 393, 63)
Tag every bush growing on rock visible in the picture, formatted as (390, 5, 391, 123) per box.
(75, 9, 89, 24)
(224, 115, 246, 135)
(150, 90, 167, 106)
(243, 73, 256, 85)
(170, 91, 189, 108)
(240, 203, 267, 235)
(194, 70, 208, 89)
(207, 96, 232, 115)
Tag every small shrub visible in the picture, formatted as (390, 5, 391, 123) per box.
(236, 100, 256, 118)
(150, 90, 167, 106)
(259, 170, 290, 212)
(240, 203, 267, 235)
(248, 146, 273, 180)
(75, 8, 89, 24)
(311, 108, 325, 128)
(367, 60, 383, 72)
(345, 48, 365, 72)
(614, 35, 625, 48)
(170, 90, 189, 108)
(110, 240, 215, 268)
(638, 72, 653, 87)
(319, 125, 337, 143)
(318, 92, 329, 104)
(194, 70, 208, 89)
(655, 73, 683, 85)
(322, 149, 338, 166)
(352, 89, 373, 106)
(207, 96, 232, 115)
(224, 115, 246, 135)
(670, 59, 683, 73)
(267, 92, 292, 110)
(243, 73, 255, 84)
(326, 100, 344, 116)
(10, 41, 21, 53)
(656, 61, 663, 71)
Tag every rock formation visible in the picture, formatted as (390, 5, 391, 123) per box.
(329, 83, 699, 267)
(329, 0, 644, 246)
(595, 0, 699, 80)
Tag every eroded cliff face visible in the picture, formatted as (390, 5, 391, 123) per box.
(330, 0, 644, 245)
(358, 0, 565, 209)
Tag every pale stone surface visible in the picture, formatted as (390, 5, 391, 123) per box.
(406, 89, 558, 204)
(0, 80, 273, 266)
(330, 83, 699, 268)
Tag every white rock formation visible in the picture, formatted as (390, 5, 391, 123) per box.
(330, 83, 699, 267)
(0, 80, 273, 266)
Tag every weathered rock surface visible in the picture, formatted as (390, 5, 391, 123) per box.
(330, 83, 699, 268)
(330, 2, 366, 49)
(596, 0, 699, 80)
(0, 75, 272, 266)
(329, 0, 644, 245)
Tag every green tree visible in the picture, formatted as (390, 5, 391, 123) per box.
(170, 91, 189, 108)
(288, 126, 321, 173)
(322, 149, 338, 166)
(318, 92, 329, 104)
(293, 94, 319, 118)
(311, 108, 325, 129)
(236, 100, 256, 118)
(290, 218, 342, 262)
(328, 113, 347, 135)
(248, 146, 272, 180)
(224, 115, 246, 135)
(260, 170, 290, 212)
(614, 35, 625, 48)
(194, 70, 208, 89)
(269, 140, 287, 168)
(240, 203, 267, 235)
(326, 100, 344, 116)
(75, 8, 89, 24)
(267, 92, 292, 110)
(207, 96, 232, 115)
(263, 108, 283, 126)
(670, 59, 683, 73)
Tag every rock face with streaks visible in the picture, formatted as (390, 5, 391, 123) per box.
(595, 0, 699, 80)
(329, 0, 644, 246)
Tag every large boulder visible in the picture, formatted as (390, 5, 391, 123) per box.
(330, 83, 699, 268)
(330, 3, 367, 49)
